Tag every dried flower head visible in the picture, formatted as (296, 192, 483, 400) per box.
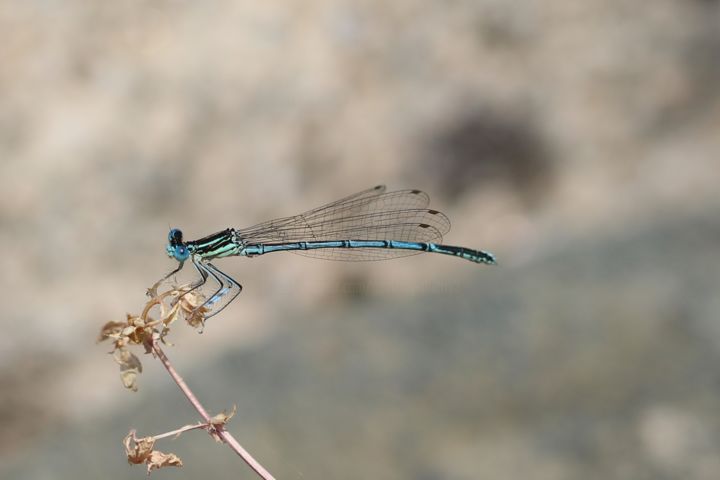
(98, 280, 210, 390)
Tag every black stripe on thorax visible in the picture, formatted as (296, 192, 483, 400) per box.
(188, 229, 235, 254)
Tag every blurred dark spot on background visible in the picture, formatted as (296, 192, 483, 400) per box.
(419, 108, 554, 206)
(336, 272, 372, 303)
(684, 29, 720, 108)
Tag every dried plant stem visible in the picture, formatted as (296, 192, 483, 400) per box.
(150, 336, 276, 480)
(151, 423, 207, 441)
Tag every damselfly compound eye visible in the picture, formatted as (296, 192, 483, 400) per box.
(168, 228, 183, 245)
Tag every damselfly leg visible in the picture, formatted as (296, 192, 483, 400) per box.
(176, 261, 242, 319)
(150, 261, 188, 297)
(184, 259, 210, 296)
(196, 262, 242, 319)
(154, 258, 210, 306)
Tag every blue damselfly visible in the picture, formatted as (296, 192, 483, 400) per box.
(163, 185, 496, 318)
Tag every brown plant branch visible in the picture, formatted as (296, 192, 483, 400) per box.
(100, 283, 276, 479)
(149, 335, 276, 480)
(150, 422, 208, 441)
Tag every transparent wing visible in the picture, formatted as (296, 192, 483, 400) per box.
(236, 187, 451, 261)
(236, 185, 384, 240)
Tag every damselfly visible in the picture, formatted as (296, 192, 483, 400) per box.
(163, 185, 496, 318)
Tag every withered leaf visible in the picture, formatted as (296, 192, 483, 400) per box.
(146, 450, 183, 474)
(115, 349, 142, 391)
(97, 321, 127, 342)
(124, 431, 183, 474)
(124, 431, 155, 464)
(208, 405, 237, 442)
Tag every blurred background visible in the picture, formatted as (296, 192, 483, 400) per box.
(1, 1, 719, 479)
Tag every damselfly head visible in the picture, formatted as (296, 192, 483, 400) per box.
(166, 228, 190, 261)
